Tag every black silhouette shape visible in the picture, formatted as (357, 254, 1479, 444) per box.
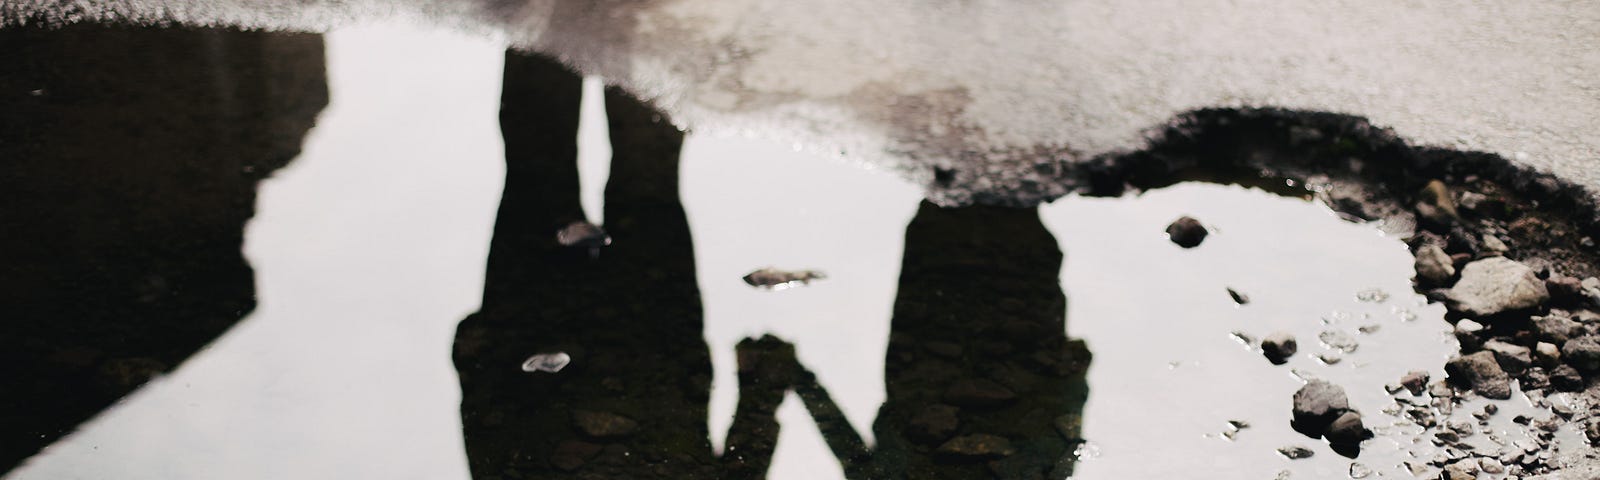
(452, 51, 789, 479)
(0, 25, 327, 472)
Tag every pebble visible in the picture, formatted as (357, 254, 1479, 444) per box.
(1481, 234, 1509, 254)
(1325, 411, 1370, 446)
(1226, 287, 1249, 305)
(1414, 244, 1456, 285)
(1445, 257, 1550, 317)
(1560, 336, 1600, 372)
(522, 352, 572, 373)
(1550, 364, 1584, 391)
(1400, 370, 1430, 396)
(1533, 313, 1583, 344)
(1482, 339, 1533, 373)
(1534, 342, 1562, 367)
(1348, 462, 1372, 478)
(556, 221, 611, 249)
(742, 267, 826, 290)
(1293, 380, 1352, 436)
(1445, 351, 1512, 399)
(1277, 445, 1315, 459)
(1262, 332, 1298, 365)
(1165, 216, 1208, 248)
(1415, 180, 1460, 232)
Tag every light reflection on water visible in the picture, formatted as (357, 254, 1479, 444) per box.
(3, 21, 1573, 480)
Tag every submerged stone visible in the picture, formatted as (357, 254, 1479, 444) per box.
(521, 352, 572, 373)
(742, 267, 826, 290)
(556, 221, 611, 249)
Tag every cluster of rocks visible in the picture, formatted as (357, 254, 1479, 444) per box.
(1376, 376, 1595, 478)
(1406, 179, 1599, 399)
(1396, 178, 1600, 477)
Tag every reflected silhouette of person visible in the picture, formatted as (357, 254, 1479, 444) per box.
(782, 203, 1091, 479)
(0, 25, 327, 472)
(453, 51, 787, 479)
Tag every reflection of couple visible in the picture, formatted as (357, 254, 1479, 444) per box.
(0, 23, 1089, 477)
(452, 51, 1090, 479)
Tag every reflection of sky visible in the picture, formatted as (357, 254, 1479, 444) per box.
(6, 22, 1496, 480)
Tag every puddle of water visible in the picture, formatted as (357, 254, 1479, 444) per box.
(1045, 183, 1456, 478)
(2, 21, 1586, 480)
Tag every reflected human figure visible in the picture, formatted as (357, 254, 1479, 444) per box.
(782, 203, 1091, 479)
(0, 26, 327, 472)
(453, 51, 787, 479)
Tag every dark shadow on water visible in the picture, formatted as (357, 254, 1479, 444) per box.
(455, 51, 1092, 480)
(0, 25, 326, 473)
(791, 203, 1092, 479)
(452, 51, 789, 479)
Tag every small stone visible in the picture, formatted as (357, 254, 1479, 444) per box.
(1263, 332, 1298, 365)
(1277, 445, 1315, 459)
(1325, 411, 1371, 446)
(1227, 287, 1250, 305)
(1479, 458, 1505, 474)
(550, 440, 602, 471)
(1534, 341, 1562, 367)
(1446, 257, 1550, 317)
(907, 404, 960, 443)
(936, 434, 1015, 459)
(1561, 336, 1600, 372)
(1348, 462, 1372, 478)
(1482, 340, 1533, 373)
(572, 410, 639, 438)
(1415, 180, 1460, 232)
(1546, 275, 1587, 304)
(1293, 380, 1351, 436)
(1481, 234, 1509, 254)
(1550, 364, 1583, 391)
(1442, 459, 1478, 480)
(1319, 330, 1360, 353)
(521, 352, 572, 373)
(1454, 319, 1485, 340)
(1357, 324, 1381, 334)
(1445, 351, 1512, 399)
(1457, 191, 1488, 211)
(1583, 277, 1600, 305)
(1400, 370, 1430, 395)
(1533, 314, 1584, 344)
(1415, 245, 1457, 285)
(743, 267, 826, 290)
(942, 379, 1017, 407)
(556, 221, 611, 248)
(1165, 216, 1208, 248)
(1316, 354, 1342, 365)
